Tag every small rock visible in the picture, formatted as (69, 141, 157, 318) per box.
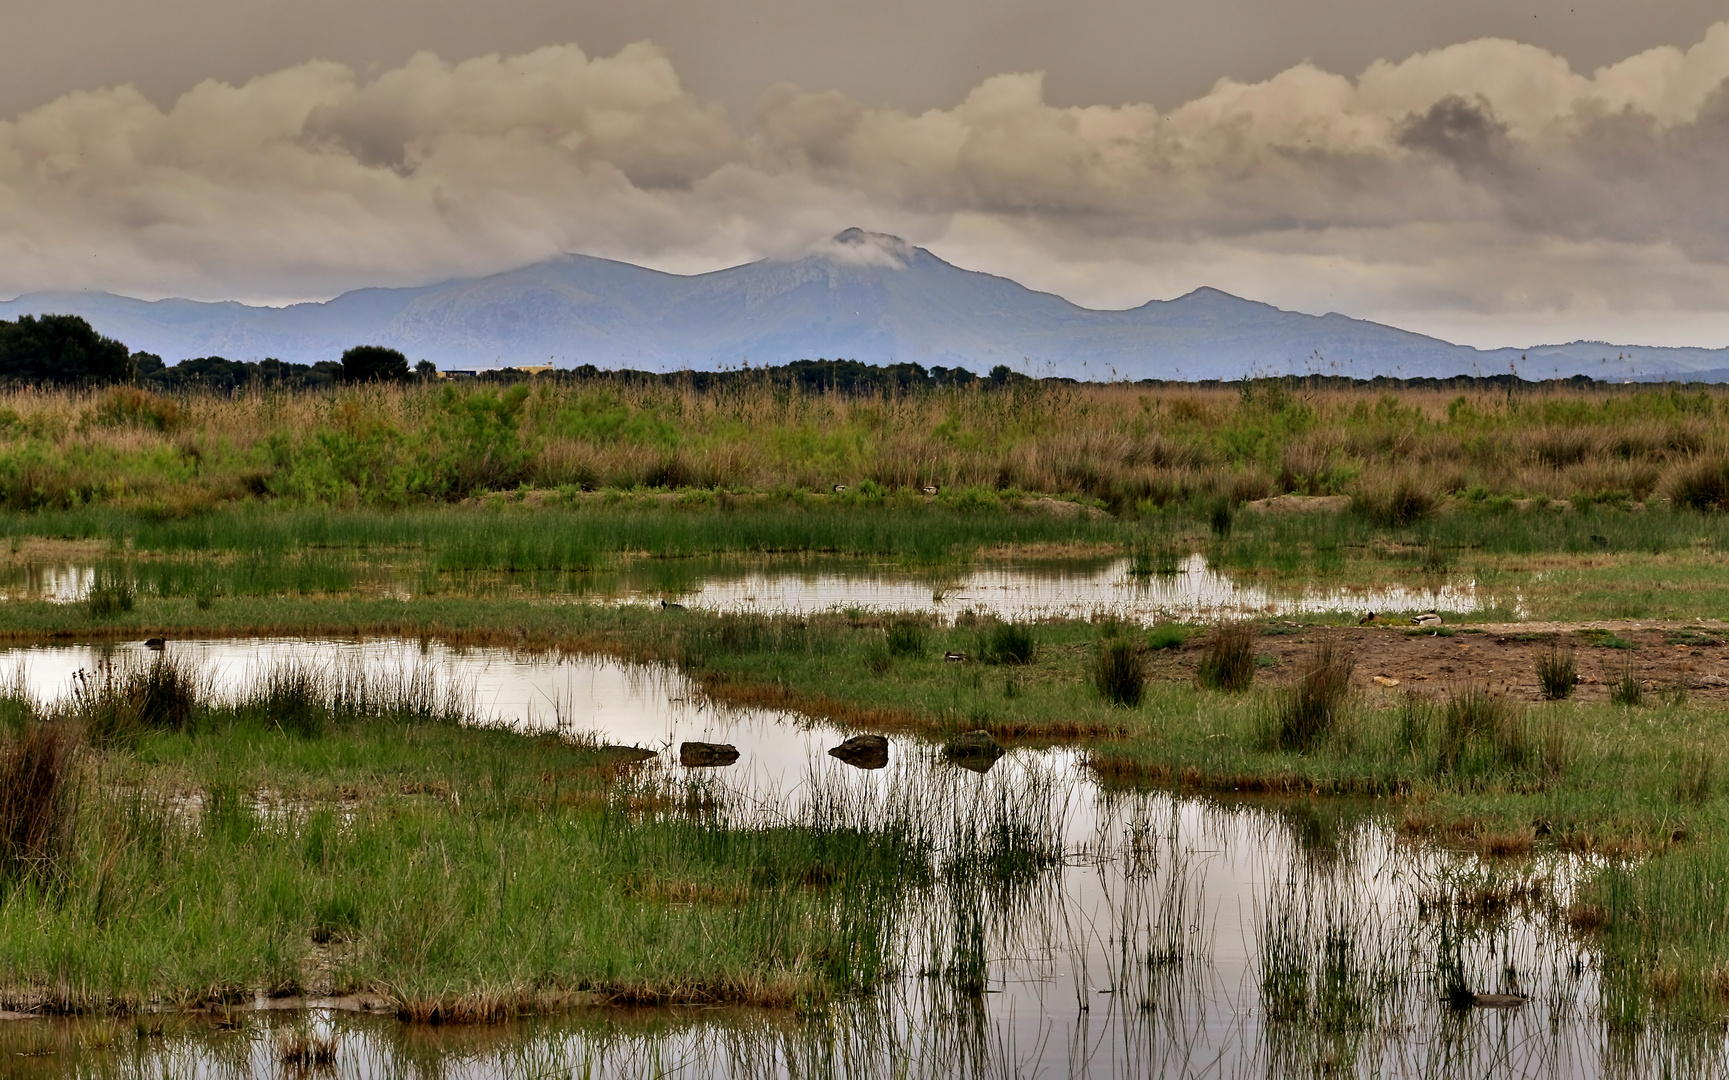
(1372, 675, 1400, 687)
(1694, 675, 1729, 689)
(945, 729, 1004, 772)
(828, 734, 889, 770)
(679, 741, 740, 767)
(1469, 993, 1528, 1009)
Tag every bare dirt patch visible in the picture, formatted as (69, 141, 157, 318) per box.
(1148, 621, 1729, 704)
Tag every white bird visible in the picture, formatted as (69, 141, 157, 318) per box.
(1412, 611, 1442, 627)
(832, 484, 847, 493)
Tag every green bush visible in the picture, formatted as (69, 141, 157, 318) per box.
(1197, 623, 1256, 692)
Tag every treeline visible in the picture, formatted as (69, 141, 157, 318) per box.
(0, 312, 1714, 395)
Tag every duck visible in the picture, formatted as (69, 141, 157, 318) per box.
(943, 651, 967, 662)
(1357, 612, 1376, 626)
(1412, 611, 1442, 627)
(660, 599, 687, 610)
(832, 484, 848, 493)
(921, 485, 940, 496)
(144, 637, 167, 651)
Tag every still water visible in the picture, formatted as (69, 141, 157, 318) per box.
(0, 638, 1651, 1078)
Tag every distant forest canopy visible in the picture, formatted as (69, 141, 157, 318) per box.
(0, 312, 1680, 394)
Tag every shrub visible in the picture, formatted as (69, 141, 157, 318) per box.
(0, 719, 80, 888)
(1536, 646, 1577, 700)
(982, 622, 1036, 665)
(1269, 642, 1354, 753)
(1093, 639, 1146, 706)
(886, 621, 927, 658)
(1396, 691, 1432, 756)
(1197, 623, 1256, 692)
(1208, 499, 1235, 537)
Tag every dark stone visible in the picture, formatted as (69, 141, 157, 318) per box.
(679, 741, 740, 767)
(828, 734, 889, 770)
(945, 729, 1004, 772)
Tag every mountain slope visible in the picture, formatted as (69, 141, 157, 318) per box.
(4, 228, 1726, 380)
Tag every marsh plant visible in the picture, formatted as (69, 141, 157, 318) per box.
(0, 716, 80, 889)
(1197, 623, 1256, 692)
(1093, 639, 1146, 707)
(885, 620, 927, 659)
(1267, 642, 1354, 753)
(980, 622, 1036, 665)
(1611, 662, 1645, 707)
(1674, 748, 1716, 805)
(1536, 645, 1577, 700)
(1436, 684, 1568, 780)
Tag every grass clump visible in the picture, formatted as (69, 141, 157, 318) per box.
(1267, 642, 1354, 754)
(85, 567, 135, 619)
(1354, 475, 1435, 527)
(980, 622, 1036, 665)
(68, 655, 201, 744)
(1197, 623, 1256, 692)
(0, 716, 80, 890)
(885, 621, 927, 659)
(1667, 457, 1729, 512)
(1147, 623, 1188, 651)
(1674, 748, 1715, 805)
(1536, 645, 1577, 700)
(1610, 663, 1645, 707)
(1093, 639, 1146, 707)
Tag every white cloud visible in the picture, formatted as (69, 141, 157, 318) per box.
(2, 27, 1729, 344)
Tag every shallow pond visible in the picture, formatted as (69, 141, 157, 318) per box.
(0, 638, 1666, 1077)
(1, 552, 1502, 623)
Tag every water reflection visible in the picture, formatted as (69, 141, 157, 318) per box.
(0, 552, 1500, 622)
(0, 639, 1687, 1078)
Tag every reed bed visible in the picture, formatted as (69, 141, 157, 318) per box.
(0, 378, 1727, 516)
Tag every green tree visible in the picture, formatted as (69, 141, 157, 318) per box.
(338, 345, 410, 383)
(0, 314, 132, 385)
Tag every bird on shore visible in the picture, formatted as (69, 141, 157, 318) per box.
(144, 637, 167, 650)
(1357, 612, 1376, 626)
(660, 599, 687, 610)
(1412, 611, 1442, 627)
(833, 484, 848, 493)
(944, 651, 967, 662)
(921, 485, 940, 496)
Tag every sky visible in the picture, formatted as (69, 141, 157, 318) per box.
(4, 0, 1729, 347)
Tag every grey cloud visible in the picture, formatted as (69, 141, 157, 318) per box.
(5, 26, 1729, 343)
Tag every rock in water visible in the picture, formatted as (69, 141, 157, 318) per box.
(1470, 993, 1528, 1009)
(679, 741, 740, 767)
(828, 734, 889, 770)
(945, 729, 1004, 772)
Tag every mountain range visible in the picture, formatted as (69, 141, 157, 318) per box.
(3, 228, 1726, 382)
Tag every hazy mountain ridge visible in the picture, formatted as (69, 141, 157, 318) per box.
(4, 229, 1726, 381)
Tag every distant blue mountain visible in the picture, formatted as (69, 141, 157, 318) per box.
(3, 228, 1726, 381)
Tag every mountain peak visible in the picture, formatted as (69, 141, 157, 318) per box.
(817, 228, 915, 268)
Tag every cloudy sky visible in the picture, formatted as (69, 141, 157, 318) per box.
(4, 0, 1729, 347)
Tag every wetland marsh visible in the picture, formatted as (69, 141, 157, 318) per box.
(8, 375, 1729, 1076)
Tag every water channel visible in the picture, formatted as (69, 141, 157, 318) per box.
(0, 637, 1674, 1078)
